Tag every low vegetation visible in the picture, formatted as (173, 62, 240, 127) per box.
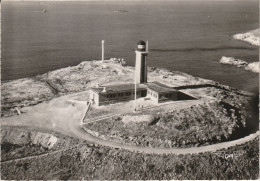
(1, 78, 55, 117)
(85, 100, 250, 148)
(1, 142, 49, 162)
(1, 135, 258, 180)
(1, 126, 80, 162)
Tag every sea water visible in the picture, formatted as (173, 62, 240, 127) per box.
(2, 1, 259, 92)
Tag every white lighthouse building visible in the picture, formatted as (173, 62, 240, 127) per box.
(89, 40, 182, 106)
(135, 40, 148, 84)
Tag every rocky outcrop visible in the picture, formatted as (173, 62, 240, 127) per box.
(219, 56, 259, 73)
(233, 29, 260, 46)
(220, 56, 248, 67)
(1, 127, 77, 150)
(245, 61, 260, 73)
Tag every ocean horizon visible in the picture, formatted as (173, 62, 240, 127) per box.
(2, 1, 259, 92)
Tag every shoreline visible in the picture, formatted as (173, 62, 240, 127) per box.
(2, 28, 259, 90)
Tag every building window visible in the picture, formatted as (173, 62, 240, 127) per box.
(107, 94, 116, 98)
(118, 93, 124, 97)
(125, 92, 131, 96)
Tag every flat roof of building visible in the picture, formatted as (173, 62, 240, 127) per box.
(90, 83, 147, 94)
(146, 81, 177, 93)
(90, 81, 178, 94)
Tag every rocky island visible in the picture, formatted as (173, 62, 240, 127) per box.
(1, 56, 259, 180)
(219, 28, 260, 73)
(233, 28, 260, 46)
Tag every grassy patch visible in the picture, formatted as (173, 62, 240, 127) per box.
(85, 101, 248, 148)
(1, 142, 49, 162)
(1, 137, 258, 180)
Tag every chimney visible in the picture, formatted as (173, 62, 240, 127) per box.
(102, 87, 106, 92)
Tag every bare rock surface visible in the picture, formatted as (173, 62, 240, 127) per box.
(218, 29, 259, 74)
(1, 126, 79, 162)
(219, 56, 259, 73)
(233, 28, 260, 46)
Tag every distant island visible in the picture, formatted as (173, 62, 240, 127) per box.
(220, 56, 259, 73)
(233, 28, 260, 46)
(219, 28, 260, 73)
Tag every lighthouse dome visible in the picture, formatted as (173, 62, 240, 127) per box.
(137, 40, 146, 51)
(137, 40, 146, 45)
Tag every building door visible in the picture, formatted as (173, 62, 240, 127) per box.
(141, 90, 147, 97)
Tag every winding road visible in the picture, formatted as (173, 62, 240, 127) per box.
(1, 92, 259, 155)
(70, 118, 259, 155)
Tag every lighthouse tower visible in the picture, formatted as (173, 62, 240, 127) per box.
(135, 40, 148, 84)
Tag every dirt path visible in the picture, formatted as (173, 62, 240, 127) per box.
(1, 92, 86, 137)
(1, 144, 80, 164)
(1, 92, 259, 155)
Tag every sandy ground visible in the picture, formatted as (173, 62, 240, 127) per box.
(1, 92, 88, 137)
